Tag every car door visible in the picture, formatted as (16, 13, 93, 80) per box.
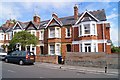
(8, 51, 17, 62)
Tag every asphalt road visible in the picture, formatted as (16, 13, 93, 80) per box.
(1, 61, 118, 78)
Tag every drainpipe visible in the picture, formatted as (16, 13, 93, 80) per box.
(103, 21, 106, 52)
(72, 25, 74, 52)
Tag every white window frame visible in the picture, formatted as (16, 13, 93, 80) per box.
(66, 27, 71, 38)
(0, 33, 4, 40)
(79, 41, 98, 52)
(49, 27, 61, 38)
(48, 43, 61, 55)
(13, 29, 22, 35)
(6, 33, 9, 40)
(79, 21, 97, 37)
(55, 28, 61, 38)
(39, 30, 44, 40)
(55, 43, 61, 55)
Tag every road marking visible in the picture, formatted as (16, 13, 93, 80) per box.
(8, 70, 15, 73)
(40, 77, 44, 78)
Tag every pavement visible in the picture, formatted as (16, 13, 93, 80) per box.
(35, 62, 119, 75)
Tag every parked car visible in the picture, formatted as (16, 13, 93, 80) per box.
(5, 51, 35, 65)
(0, 48, 7, 61)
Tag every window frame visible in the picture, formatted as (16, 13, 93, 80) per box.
(79, 21, 97, 37)
(66, 27, 71, 38)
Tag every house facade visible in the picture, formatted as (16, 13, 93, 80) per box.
(0, 5, 111, 58)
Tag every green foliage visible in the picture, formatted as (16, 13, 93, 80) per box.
(9, 31, 39, 50)
(111, 46, 120, 53)
(111, 43, 120, 53)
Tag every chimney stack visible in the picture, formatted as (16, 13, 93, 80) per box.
(74, 4, 78, 20)
(33, 14, 40, 23)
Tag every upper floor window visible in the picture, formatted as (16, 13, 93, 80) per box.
(56, 28, 60, 38)
(84, 24, 90, 34)
(49, 27, 61, 38)
(49, 28, 55, 38)
(66, 27, 71, 38)
(40, 30, 44, 40)
(79, 21, 97, 36)
(6, 34, 8, 40)
(0, 33, 4, 40)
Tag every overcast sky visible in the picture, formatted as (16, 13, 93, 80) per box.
(0, 0, 119, 46)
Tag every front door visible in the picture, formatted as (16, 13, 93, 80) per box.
(85, 44, 91, 52)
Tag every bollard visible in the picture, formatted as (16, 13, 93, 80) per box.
(105, 66, 107, 73)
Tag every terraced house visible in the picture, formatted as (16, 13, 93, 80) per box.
(0, 5, 111, 59)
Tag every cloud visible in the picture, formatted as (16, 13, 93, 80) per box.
(107, 13, 118, 19)
(0, 2, 22, 23)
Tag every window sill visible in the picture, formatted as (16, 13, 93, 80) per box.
(65, 36, 71, 38)
(79, 34, 97, 37)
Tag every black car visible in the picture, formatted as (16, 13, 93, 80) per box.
(5, 51, 35, 65)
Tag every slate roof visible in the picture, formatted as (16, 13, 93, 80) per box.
(1, 9, 106, 32)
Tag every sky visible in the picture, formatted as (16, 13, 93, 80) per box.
(0, 0, 119, 46)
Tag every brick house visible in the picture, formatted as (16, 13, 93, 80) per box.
(0, 5, 111, 59)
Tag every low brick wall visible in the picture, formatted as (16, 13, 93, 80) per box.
(35, 55, 58, 64)
(65, 52, 118, 69)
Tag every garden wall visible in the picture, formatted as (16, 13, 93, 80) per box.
(65, 52, 118, 69)
(35, 55, 58, 64)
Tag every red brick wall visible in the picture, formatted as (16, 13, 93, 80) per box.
(79, 36, 97, 40)
(72, 44, 79, 52)
(36, 55, 58, 64)
(61, 44, 66, 58)
(36, 46, 40, 55)
(61, 26, 72, 43)
(72, 27, 79, 41)
(106, 45, 111, 54)
(98, 43, 104, 52)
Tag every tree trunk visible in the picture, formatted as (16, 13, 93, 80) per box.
(21, 45, 25, 51)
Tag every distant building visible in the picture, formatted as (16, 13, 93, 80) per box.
(0, 5, 111, 58)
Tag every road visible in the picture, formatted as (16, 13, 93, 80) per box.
(1, 61, 118, 78)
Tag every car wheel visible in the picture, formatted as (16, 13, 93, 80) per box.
(19, 60, 24, 65)
(5, 58, 8, 63)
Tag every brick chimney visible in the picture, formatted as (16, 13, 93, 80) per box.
(33, 14, 40, 23)
(74, 4, 78, 20)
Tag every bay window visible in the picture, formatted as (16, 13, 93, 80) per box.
(84, 24, 90, 34)
(50, 45, 55, 54)
(49, 28, 55, 38)
(79, 21, 97, 36)
(80, 42, 97, 52)
(49, 27, 61, 38)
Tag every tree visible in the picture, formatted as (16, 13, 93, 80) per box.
(111, 43, 120, 53)
(9, 31, 39, 51)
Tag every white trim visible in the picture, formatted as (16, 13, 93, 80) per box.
(65, 27, 71, 38)
(12, 22, 23, 30)
(72, 39, 107, 44)
(39, 29, 44, 40)
(75, 11, 99, 25)
(78, 21, 97, 37)
(45, 17, 62, 28)
(97, 21, 109, 24)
